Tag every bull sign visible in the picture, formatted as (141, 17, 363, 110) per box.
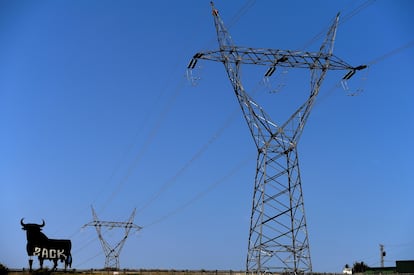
(21, 218, 72, 271)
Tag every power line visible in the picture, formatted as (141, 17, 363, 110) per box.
(367, 40, 414, 66)
(227, 0, 257, 29)
(117, 1, 258, 217)
(72, 229, 105, 255)
(58, 4, 259, 253)
(76, 250, 103, 268)
(318, 39, 414, 99)
(137, 108, 240, 215)
(99, 78, 186, 214)
(144, 152, 252, 228)
(300, 0, 376, 50)
(50, 76, 187, 251)
(94, 0, 258, 215)
(340, 0, 376, 25)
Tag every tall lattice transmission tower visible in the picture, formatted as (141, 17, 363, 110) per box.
(187, 2, 366, 274)
(83, 206, 142, 270)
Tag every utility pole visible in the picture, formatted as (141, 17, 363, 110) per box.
(83, 206, 142, 270)
(380, 244, 386, 268)
(187, 2, 366, 274)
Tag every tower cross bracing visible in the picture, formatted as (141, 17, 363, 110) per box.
(187, 2, 366, 274)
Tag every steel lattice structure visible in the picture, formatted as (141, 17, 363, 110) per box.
(83, 207, 142, 270)
(187, 2, 366, 274)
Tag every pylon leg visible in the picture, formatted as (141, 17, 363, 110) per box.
(247, 143, 311, 274)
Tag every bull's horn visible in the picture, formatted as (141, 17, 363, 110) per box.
(21, 218, 26, 226)
(40, 219, 45, 227)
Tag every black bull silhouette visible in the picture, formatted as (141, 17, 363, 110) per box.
(21, 218, 72, 271)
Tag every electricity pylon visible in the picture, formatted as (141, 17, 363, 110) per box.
(83, 206, 142, 270)
(187, 2, 366, 274)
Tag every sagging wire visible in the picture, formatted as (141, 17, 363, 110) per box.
(143, 152, 253, 228)
(300, 0, 376, 51)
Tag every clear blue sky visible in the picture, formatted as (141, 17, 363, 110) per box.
(1, 0, 413, 272)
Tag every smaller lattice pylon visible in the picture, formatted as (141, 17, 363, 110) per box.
(83, 206, 142, 270)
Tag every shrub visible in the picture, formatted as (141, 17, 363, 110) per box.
(0, 263, 8, 275)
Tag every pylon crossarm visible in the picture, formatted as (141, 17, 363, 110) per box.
(85, 220, 142, 230)
(188, 47, 358, 71)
